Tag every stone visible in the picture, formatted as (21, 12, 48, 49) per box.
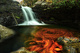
(68, 43, 80, 53)
(35, 1, 43, 5)
(11, 47, 37, 53)
(33, 1, 49, 7)
(0, 0, 24, 26)
(32, 1, 80, 29)
(57, 37, 79, 45)
(0, 25, 15, 42)
(57, 36, 80, 53)
(63, 46, 77, 53)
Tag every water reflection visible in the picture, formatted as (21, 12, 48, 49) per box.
(0, 25, 80, 53)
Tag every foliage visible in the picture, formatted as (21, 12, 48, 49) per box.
(16, 16, 20, 19)
(52, 0, 80, 9)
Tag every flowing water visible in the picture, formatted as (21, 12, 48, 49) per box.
(19, 6, 45, 25)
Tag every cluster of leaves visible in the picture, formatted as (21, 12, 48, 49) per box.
(52, 0, 80, 9)
(16, 16, 20, 19)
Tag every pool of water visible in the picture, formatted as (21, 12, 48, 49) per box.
(0, 25, 80, 53)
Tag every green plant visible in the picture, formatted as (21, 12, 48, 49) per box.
(16, 16, 20, 19)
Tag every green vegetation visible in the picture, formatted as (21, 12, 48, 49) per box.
(16, 16, 20, 19)
(52, 0, 80, 9)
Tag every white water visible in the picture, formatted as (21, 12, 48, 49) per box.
(18, 6, 45, 25)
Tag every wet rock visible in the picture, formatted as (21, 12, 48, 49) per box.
(57, 36, 80, 53)
(57, 36, 79, 45)
(0, 25, 15, 42)
(0, 0, 24, 26)
(11, 47, 37, 53)
(63, 46, 76, 53)
(68, 42, 80, 53)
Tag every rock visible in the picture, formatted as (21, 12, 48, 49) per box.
(57, 37, 80, 53)
(11, 47, 37, 53)
(33, 1, 50, 7)
(68, 42, 80, 53)
(0, 25, 15, 42)
(32, 1, 80, 29)
(0, 0, 24, 26)
(57, 36, 79, 45)
(41, 2, 48, 6)
(63, 46, 76, 53)
(35, 1, 43, 5)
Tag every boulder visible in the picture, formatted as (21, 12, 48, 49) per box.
(0, 0, 24, 26)
(0, 25, 15, 42)
(32, 1, 80, 29)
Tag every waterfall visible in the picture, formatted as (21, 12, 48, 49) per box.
(18, 6, 45, 25)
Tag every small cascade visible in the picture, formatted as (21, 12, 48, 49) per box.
(18, 6, 45, 25)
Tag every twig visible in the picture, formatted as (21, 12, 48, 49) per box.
(12, 13, 18, 25)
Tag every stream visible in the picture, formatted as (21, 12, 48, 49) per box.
(0, 25, 80, 53)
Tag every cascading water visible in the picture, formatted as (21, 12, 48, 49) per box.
(18, 6, 45, 25)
